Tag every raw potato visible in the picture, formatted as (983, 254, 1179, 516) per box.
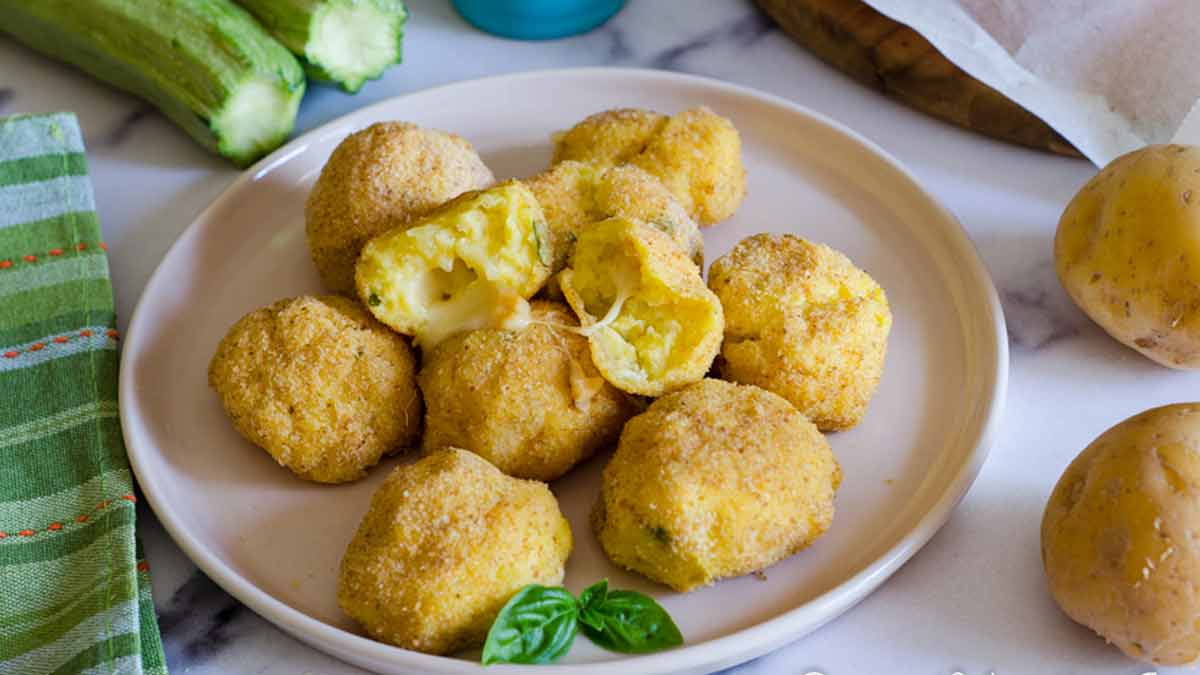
(208, 295, 421, 483)
(559, 216, 724, 397)
(593, 379, 841, 592)
(1042, 403, 1200, 666)
(355, 180, 553, 351)
(708, 234, 891, 431)
(339, 448, 572, 655)
(552, 107, 746, 226)
(306, 121, 493, 293)
(525, 160, 704, 271)
(1056, 144, 1200, 369)
(418, 301, 636, 481)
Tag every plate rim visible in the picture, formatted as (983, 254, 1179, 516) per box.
(119, 66, 1009, 674)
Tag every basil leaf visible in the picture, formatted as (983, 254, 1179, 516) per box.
(579, 579, 608, 612)
(578, 589, 684, 654)
(577, 579, 609, 632)
(481, 585, 579, 665)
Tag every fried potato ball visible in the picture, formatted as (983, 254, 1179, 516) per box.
(552, 108, 667, 167)
(593, 379, 841, 592)
(338, 448, 572, 655)
(708, 234, 891, 431)
(525, 160, 704, 271)
(552, 107, 746, 226)
(1056, 144, 1200, 369)
(208, 295, 421, 483)
(355, 180, 553, 351)
(418, 301, 636, 481)
(559, 217, 723, 397)
(305, 121, 493, 293)
(1042, 403, 1200, 666)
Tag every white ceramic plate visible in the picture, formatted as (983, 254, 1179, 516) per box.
(120, 68, 1007, 674)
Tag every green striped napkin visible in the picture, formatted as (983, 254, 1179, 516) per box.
(0, 113, 166, 674)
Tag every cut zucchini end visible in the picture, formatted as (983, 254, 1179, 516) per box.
(212, 75, 305, 167)
(308, 0, 406, 93)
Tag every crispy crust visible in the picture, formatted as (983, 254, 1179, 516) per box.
(305, 122, 493, 293)
(207, 295, 421, 483)
(709, 233, 891, 431)
(593, 379, 841, 591)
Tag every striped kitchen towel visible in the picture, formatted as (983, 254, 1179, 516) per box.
(0, 113, 166, 674)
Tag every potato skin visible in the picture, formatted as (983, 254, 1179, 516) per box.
(306, 122, 493, 293)
(208, 295, 421, 483)
(418, 301, 636, 481)
(1056, 144, 1200, 369)
(1042, 403, 1200, 666)
(593, 379, 841, 592)
(338, 449, 572, 655)
(553, 107, 746, 226)
(708, 234, 891, 431)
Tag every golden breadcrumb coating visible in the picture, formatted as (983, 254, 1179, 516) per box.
(418, 301, 636, 481)
(559, 217, 723, 397)
(208, 295, 421, 483)
(1042, 403, 1200, 666)
(338, 449, 572, 655)
(551, 108, 667, 167)
(709, 234, 891, 431)
(525, 161, 704, 272)
(306, 122, 493, 293)
(593, 379, 841, 592)
(552, 107, 746, 226)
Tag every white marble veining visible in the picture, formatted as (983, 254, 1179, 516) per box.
(0, 0, 1187, 673)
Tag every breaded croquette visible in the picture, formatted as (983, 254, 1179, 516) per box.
(338, 449, 572, 654)
(593, 379, 841, 592)
(708, 234, 891, 431)
(208, 295, 421, 483)
(525, 160, 703, 271)
(306, 122, 493, 293)
(552, 107, 746, 226)
(559, 217, 723, 397)
(355, 180, 553, 351)
(418, 301, 636, 481)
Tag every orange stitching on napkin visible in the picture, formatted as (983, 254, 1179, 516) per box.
(0, 494, 137, 541)
(0, 328, 118, 359)
(0, 241, 107, 272)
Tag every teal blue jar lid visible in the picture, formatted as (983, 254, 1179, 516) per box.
(452, 0, 626, 40)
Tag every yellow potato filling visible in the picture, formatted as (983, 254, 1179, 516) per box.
(559, 217, 722, 396)
(356, 181, 552, 350)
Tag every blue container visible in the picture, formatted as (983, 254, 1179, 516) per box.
(452, 0, 626, 40)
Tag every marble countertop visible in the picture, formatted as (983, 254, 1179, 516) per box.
(0, 0, 1185, 673)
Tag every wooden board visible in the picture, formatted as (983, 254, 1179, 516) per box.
(757, 0, 1080, 156)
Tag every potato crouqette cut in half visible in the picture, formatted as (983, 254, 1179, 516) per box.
(552, 106, 746, 226)
(419, 301, 636, 482)
(305, 121, 493, 293)
(593, 379, 841, 592)
(338, 448, 572, 655)
(708, 233, 891, 431)
(559, 216, 723, 397)
(1056, 144, 1200, 369)
(355, 180, 553, 351)
(207, 295, 421, 483)
(524, 160, 704, 273)
(1042, 403, 1200, 666)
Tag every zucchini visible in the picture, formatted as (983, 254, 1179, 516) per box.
(0, 0, 306, 167)
(236, 0, 407, 93)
